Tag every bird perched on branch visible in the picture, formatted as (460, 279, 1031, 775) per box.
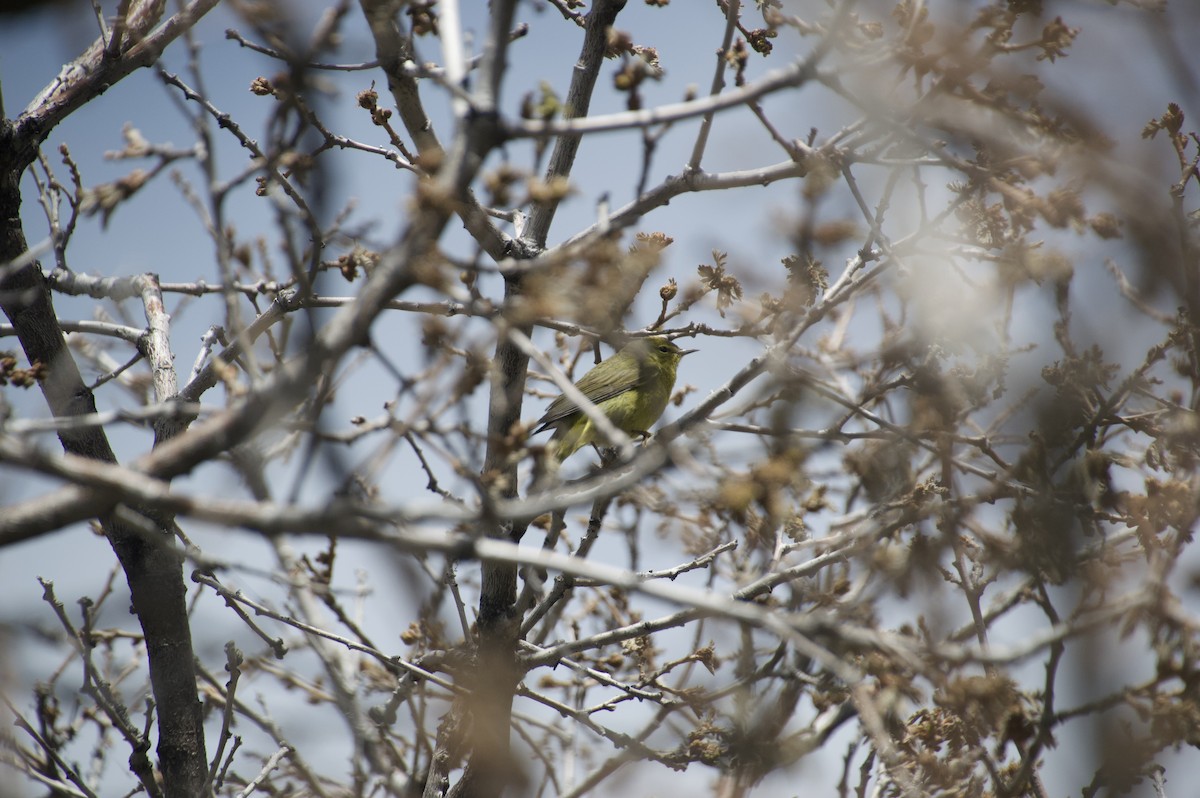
(533, 336, 696, 462)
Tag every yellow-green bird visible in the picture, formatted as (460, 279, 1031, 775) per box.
(534, 336, 696, 462)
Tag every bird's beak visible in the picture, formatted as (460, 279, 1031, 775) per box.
(679, 348, 698, 356)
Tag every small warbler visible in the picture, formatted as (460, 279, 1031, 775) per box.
(533, 336, 696, 462)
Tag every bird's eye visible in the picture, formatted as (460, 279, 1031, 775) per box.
(659, 344, 672, 353)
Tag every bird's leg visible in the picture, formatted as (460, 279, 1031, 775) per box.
(632, 430, 652, 443)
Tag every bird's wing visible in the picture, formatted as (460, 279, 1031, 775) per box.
(533, 368, 651, 432)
